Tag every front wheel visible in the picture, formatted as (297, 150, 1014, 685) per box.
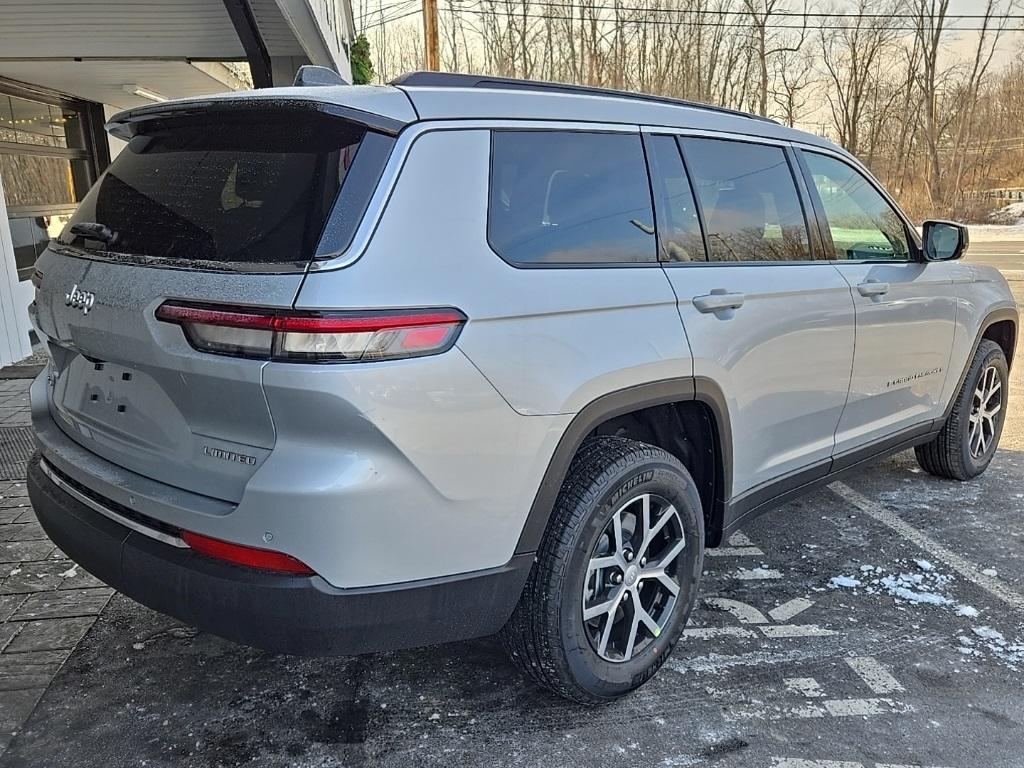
(916, 339, 1009, 480)
(501, 436, 704, 703)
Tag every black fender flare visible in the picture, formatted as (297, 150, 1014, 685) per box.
(941, 306, 1018, 421)
(513, 376, 732, 554)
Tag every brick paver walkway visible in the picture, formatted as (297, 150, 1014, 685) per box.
(0, 378, 113, 755)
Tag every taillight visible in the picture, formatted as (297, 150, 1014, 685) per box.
(182, 530, 315, 575)
(155, 302, 467, 362)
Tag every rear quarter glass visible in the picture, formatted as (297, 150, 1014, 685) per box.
(59, 110, 393, 269)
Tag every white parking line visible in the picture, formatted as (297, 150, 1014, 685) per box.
(735, 567, 783, 580)
(682, 626, 757, 639)
(822, 698, 907, 717)
(668, 647, 829, 673)
(728, 697, 909, 721)
(705, 597, 769, 624)
(773, 761, 953, 768)
(829, 481, 1024, 612)
(707, 546, 766, 557)
(728, 532, 756, 546)
(785, 677, 825, 698)
(760, 624, 836, 638)
(845, 657, 905, 695)
(769, 598, 815, 623)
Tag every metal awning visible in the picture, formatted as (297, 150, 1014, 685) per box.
(0, 0, 353, 107)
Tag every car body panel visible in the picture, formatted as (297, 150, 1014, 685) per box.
(665, 263, 856, 497)
(830, 260, 960, 454)
(30, 248, 301, 502)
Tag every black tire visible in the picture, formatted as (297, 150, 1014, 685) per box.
(501, 435, 704, 704)
(916, 339, 1009, 480)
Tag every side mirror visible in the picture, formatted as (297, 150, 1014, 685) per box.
(922, 220, 969, 261)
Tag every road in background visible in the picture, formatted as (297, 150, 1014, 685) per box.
(966, 239, 1024, 273)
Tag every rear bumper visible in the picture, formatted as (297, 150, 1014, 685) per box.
(28, 455, 532, 656)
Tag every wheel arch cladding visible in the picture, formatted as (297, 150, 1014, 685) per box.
(982, 317, 1016, 370)
(514, 377, 731, 555)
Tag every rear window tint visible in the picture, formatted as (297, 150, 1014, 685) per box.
(488, 131, 656, 265)
(61, 113, 370, 265)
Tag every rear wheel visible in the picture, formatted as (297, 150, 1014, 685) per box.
(501, 436, 704, 703)
(916, 339, 1009, 480)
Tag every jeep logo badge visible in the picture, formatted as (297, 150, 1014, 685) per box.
(65, 284, 96, 315)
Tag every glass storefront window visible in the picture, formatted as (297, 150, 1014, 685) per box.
(0, 95, 82, 149)
(1, 88, 95, 282)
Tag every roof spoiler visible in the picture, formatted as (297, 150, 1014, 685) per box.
(105, 96, 406, 140)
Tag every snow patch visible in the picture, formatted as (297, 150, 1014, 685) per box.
(987, 200, 1024, 225)
(973, 626, 1005, 643)
(964, 626, 1024, 667)
(875, 570, 953, 606)
(829, 575, 862, 589)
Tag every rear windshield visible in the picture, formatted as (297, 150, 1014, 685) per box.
(60, 112, 371, 266)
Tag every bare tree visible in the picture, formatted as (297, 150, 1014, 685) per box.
(771, 44, 815, 125)
(742, 0, 808, 116)
(818, 0, 899, 155)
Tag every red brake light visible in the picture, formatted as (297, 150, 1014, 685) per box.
(156, 302, 467, 362)
(182, 531, 315, 575)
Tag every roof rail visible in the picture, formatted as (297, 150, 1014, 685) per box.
(390, 71, 774, 123)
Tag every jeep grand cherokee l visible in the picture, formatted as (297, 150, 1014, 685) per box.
(27, 72, 1017, 703)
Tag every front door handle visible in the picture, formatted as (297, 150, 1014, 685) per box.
(857, 280, 890, 297)
(693, 289, 745, 314)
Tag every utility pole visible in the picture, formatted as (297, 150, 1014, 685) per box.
(423, 0, 440, 71)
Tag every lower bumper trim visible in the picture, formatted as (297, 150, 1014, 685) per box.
(28, 454, 533, 656)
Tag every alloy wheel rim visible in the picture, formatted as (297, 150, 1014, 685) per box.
(969, 365, 1002, 459)
(582, 493, 686, 663)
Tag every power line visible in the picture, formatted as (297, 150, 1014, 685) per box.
(442, 5, 1022, 31)
(362, 0, 1024, 23)
(362, 6, 424, 28)
(361, 0, 1024, 30)
(460, 0, 1024, 20)
(357, 0, 421, 26)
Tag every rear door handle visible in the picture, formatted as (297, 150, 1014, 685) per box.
(857, 280, 890, 297)
(693, 290, 745, 314)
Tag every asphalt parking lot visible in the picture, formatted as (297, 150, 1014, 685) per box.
(0, 248, 1022, 768)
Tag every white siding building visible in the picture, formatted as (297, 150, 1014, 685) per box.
(0, 0, 355, 365)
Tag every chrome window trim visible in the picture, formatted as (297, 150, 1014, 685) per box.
(39, 457, 188, 548)
(640, 124, 791, 148)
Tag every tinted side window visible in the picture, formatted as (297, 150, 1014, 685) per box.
(803, 151, 910, 261)
(488, 131, 656, 265)
(681, 138, 811, 262)
(645, 135, 706, 262)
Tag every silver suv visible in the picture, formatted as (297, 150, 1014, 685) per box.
(27, 72, 1017, 703)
